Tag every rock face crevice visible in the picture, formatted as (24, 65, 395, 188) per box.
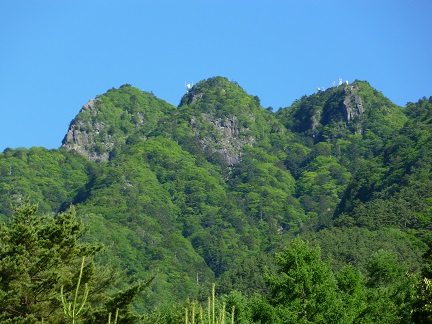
(342, 85, 365, 134)
(343, 87, 364, 121)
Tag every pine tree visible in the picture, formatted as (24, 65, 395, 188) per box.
(0, 202, 147, 323)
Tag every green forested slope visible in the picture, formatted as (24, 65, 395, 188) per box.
(334, 96, 432, 240)
(1, 78, 432, 322)
(0, 147, 90, 216)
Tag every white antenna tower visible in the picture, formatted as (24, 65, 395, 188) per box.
(338, 77, 343, 86)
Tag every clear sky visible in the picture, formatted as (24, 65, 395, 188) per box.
(1, 0, 431, 151)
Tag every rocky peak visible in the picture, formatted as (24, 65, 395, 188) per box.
(62, 98, 112, 162)
(61, 85, 175, 162)
(277, 80, 406, 143)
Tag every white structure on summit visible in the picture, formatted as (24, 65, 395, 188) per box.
(339, 77, 343, 86)
(185, 82, 193, 93)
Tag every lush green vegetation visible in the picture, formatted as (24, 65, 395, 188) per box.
(1, 77, 432, 322)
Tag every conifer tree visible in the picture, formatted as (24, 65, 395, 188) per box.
(0, 202, 146, 323)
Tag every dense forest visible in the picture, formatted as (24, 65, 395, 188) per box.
(1, 76, 432, 323)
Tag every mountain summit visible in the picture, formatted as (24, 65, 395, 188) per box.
(276, 80, 407, 142)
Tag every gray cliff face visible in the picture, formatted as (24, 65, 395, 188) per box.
(311, 110, 321, 134)
(342, 85, 365, 133)
(62, 99, 112, 162)
(192, 114, 255, 166)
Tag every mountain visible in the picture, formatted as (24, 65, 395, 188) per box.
(1, 76, 431, 317)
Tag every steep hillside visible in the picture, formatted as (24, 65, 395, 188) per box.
(271, 81, 409, 228)
(334, 96, 432, 241)
(0, 147, 90, 216)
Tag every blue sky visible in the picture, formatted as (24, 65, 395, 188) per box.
(1, 1, 431, 151)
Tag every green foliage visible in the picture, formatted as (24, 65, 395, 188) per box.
(0, 202, 97, 322)
(230, 146, 305, 233)
(358, 250, 416, 323)
(302, 226, 427, 275)
(413, 277, 432, 323)
(412, 242, 432, 323)
(0, 148, 90, 216)
(334, 96, 432, 240)
(217, 252, 274, 297)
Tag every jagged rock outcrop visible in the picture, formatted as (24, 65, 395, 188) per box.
(342, 85, 365, 134)
(62, 78, 404, 167)
(62, 98, 113, 162)
(193, 114, 255, 166)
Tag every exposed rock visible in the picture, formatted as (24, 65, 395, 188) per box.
(61, 98, 111, 162)
(311, 110, 321, 133)
(342, 85, 365, 133)
(193, 114, 254, 166)
(355, 95, 364, 114)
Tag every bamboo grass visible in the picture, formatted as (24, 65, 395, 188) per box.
(61, 257, 89, 324)
(61, 256, 120, 324)
(184, 284, 235, 324)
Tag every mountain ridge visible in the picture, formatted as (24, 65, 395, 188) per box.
(62, 77, 403, 165)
